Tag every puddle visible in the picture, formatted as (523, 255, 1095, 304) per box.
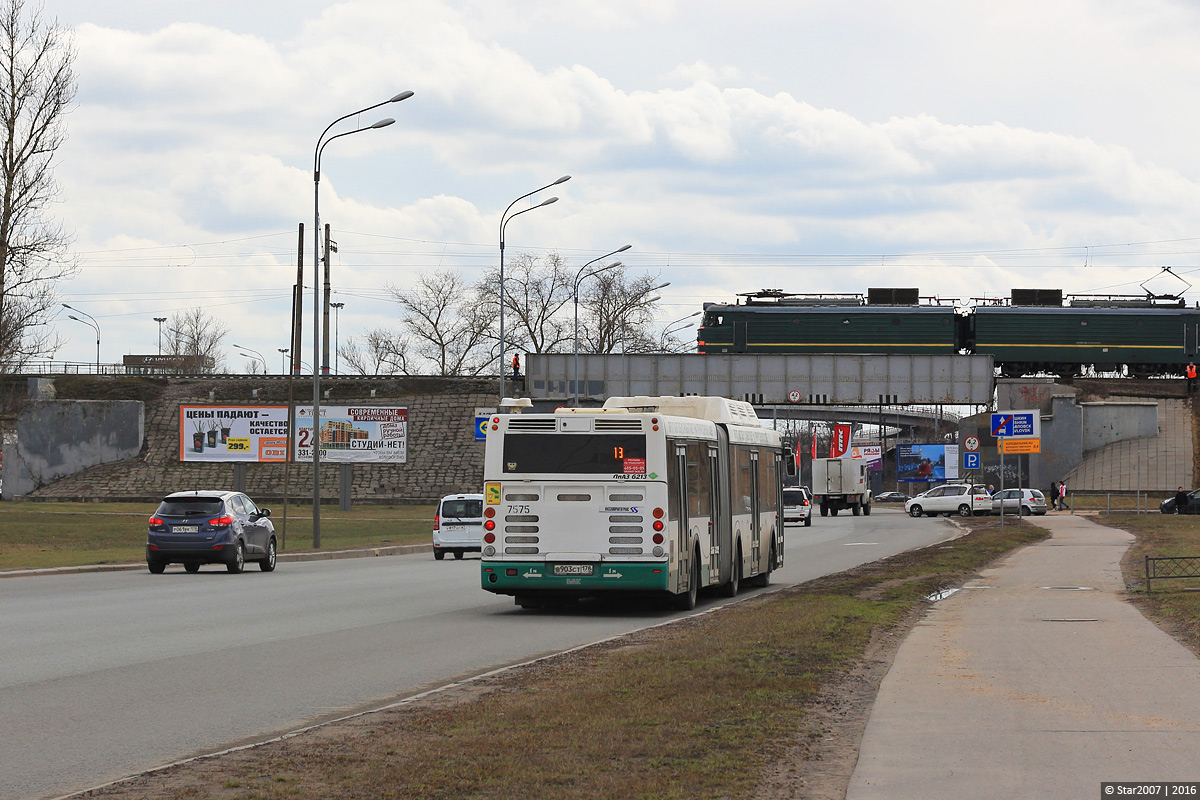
(926, 588, 960, 602)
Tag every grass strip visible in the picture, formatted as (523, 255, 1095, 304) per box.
(1102, 514, 1200, 652)
(0, 502, 435, 570)
(77, 517, 1047, 800)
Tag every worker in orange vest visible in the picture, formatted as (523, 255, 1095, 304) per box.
(1188, 363, 1196, 393)
(512, 354, 521, 379)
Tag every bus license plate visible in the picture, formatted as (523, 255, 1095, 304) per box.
(172, 525, 199, 534)
(553, 564, 594, 576)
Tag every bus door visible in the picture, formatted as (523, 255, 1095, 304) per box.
(671, 443, 691, 593)
(749, 450, 762, 568)
(707, 444, 722, 582)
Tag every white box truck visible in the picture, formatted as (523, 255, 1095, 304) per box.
(812, 457, 871, 517)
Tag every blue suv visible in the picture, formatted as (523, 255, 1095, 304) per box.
(147, 491, 277, 574)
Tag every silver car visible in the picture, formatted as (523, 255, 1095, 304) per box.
(991, 488, 1048, 516)
(782, 487, 813, 528)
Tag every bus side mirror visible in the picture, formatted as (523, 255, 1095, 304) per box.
(784, 447, 798, 477)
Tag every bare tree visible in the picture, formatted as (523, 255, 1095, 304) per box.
(338, 329, 411, 376)
(385, 270, 494, 375)
(165, 307, 228, 373)
(478, 251, 574, 355)
(579, 267, 667, 354)
(0, 0, 76, 372)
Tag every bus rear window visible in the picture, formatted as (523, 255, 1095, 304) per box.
(502, 434, 648, 474)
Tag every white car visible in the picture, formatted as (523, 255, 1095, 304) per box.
(782, 486, 813, 528)
(905, 484, 991, 518)
(432, 493, 484, 560)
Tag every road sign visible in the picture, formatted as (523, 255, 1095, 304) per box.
(964, 436, 980, 452)
(990, 411, 1040, 439)
(998, 438, 1041, 454)
(475, 407, 496, 442)
(963, 452, 980, 470)
(788, 389, 802, 403)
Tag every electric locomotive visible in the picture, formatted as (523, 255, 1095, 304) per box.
(697, 287, 1200, 377)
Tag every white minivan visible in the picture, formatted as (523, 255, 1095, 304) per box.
(433, 493, 484, 560)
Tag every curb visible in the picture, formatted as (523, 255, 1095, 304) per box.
(0, 543, 432, 579)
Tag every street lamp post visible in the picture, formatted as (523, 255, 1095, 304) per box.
(278, 348, 290, 374)
(572, 245, 631, 406)
(310, 90, 412, 548)
(154, 317, 167, 355)
(63, 304, 100, 371)
(499, 175, 570, 402)
(232, 343, 267, 373)
(330, 302, 344, 374)
(661, 311, 702, 350)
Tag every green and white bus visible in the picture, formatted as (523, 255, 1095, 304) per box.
(480, 396, 790, 610)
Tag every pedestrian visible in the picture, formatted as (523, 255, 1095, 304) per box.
(1188, 363, 1197, 394)
(1049, 481, 1059, 511)
(1175, 486, 1189, 515)
(511, 354, 521, 379)
(1058, 481, 1069, 511)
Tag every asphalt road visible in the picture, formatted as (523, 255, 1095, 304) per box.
(0, 507, 958, 800)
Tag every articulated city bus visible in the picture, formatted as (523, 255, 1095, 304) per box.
(480, 396, 791, 609)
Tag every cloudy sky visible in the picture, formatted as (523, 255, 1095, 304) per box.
(38, 0, 1200, 370)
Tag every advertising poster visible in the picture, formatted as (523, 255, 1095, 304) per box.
(850, 445, 883, 471)
(897, 444, 960, 483)
(829, 424, 852, 457)
(178, 406, 290, 462)
(294, 406, 408, 463)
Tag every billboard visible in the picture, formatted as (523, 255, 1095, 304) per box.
(897, 444, 960, 483)
(179, 406, 290, 462)
(850, 444, 882, 471)
(294, 406, 408, 463)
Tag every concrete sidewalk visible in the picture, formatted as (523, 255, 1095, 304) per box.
(848, 513, 1200, 799)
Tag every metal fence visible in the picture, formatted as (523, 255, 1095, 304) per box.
(1145, 556, 1200, 593)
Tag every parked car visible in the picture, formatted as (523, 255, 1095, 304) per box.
(146, 490, 276, 574)
(905, 484, 991, 518)
(1160, 488, 1200, 514)
(433, 493, 484, 559)
(782, 486, 813, 528)
(991, 488, 1048, 516)
(874, 492, 910, 503)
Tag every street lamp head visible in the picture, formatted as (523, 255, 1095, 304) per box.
(552, 175, 571, 185)
(68, 314, 80, 322)
(390, 91, 415, 103)
(62, 303, 73, 310)
(370, 117, 395, 129)
(616, 244, 632, 253)
(538, 196, 559, 208)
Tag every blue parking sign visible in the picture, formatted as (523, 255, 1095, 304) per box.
(963, 452, 980, 470)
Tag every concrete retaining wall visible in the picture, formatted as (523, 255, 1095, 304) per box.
(2, 400, 144, 499)
(11, 376, 493, 504)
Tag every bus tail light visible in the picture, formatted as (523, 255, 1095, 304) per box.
(652, 507, 664, 519)
(484, 507, 496, 518)
(484, 520, 495, 532)
(484, 531, 496, 543)
(653, 532, 664, 544)
(652, 520, 664, 532)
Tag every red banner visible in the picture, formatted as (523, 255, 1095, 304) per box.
(829, 424, 852, 458)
